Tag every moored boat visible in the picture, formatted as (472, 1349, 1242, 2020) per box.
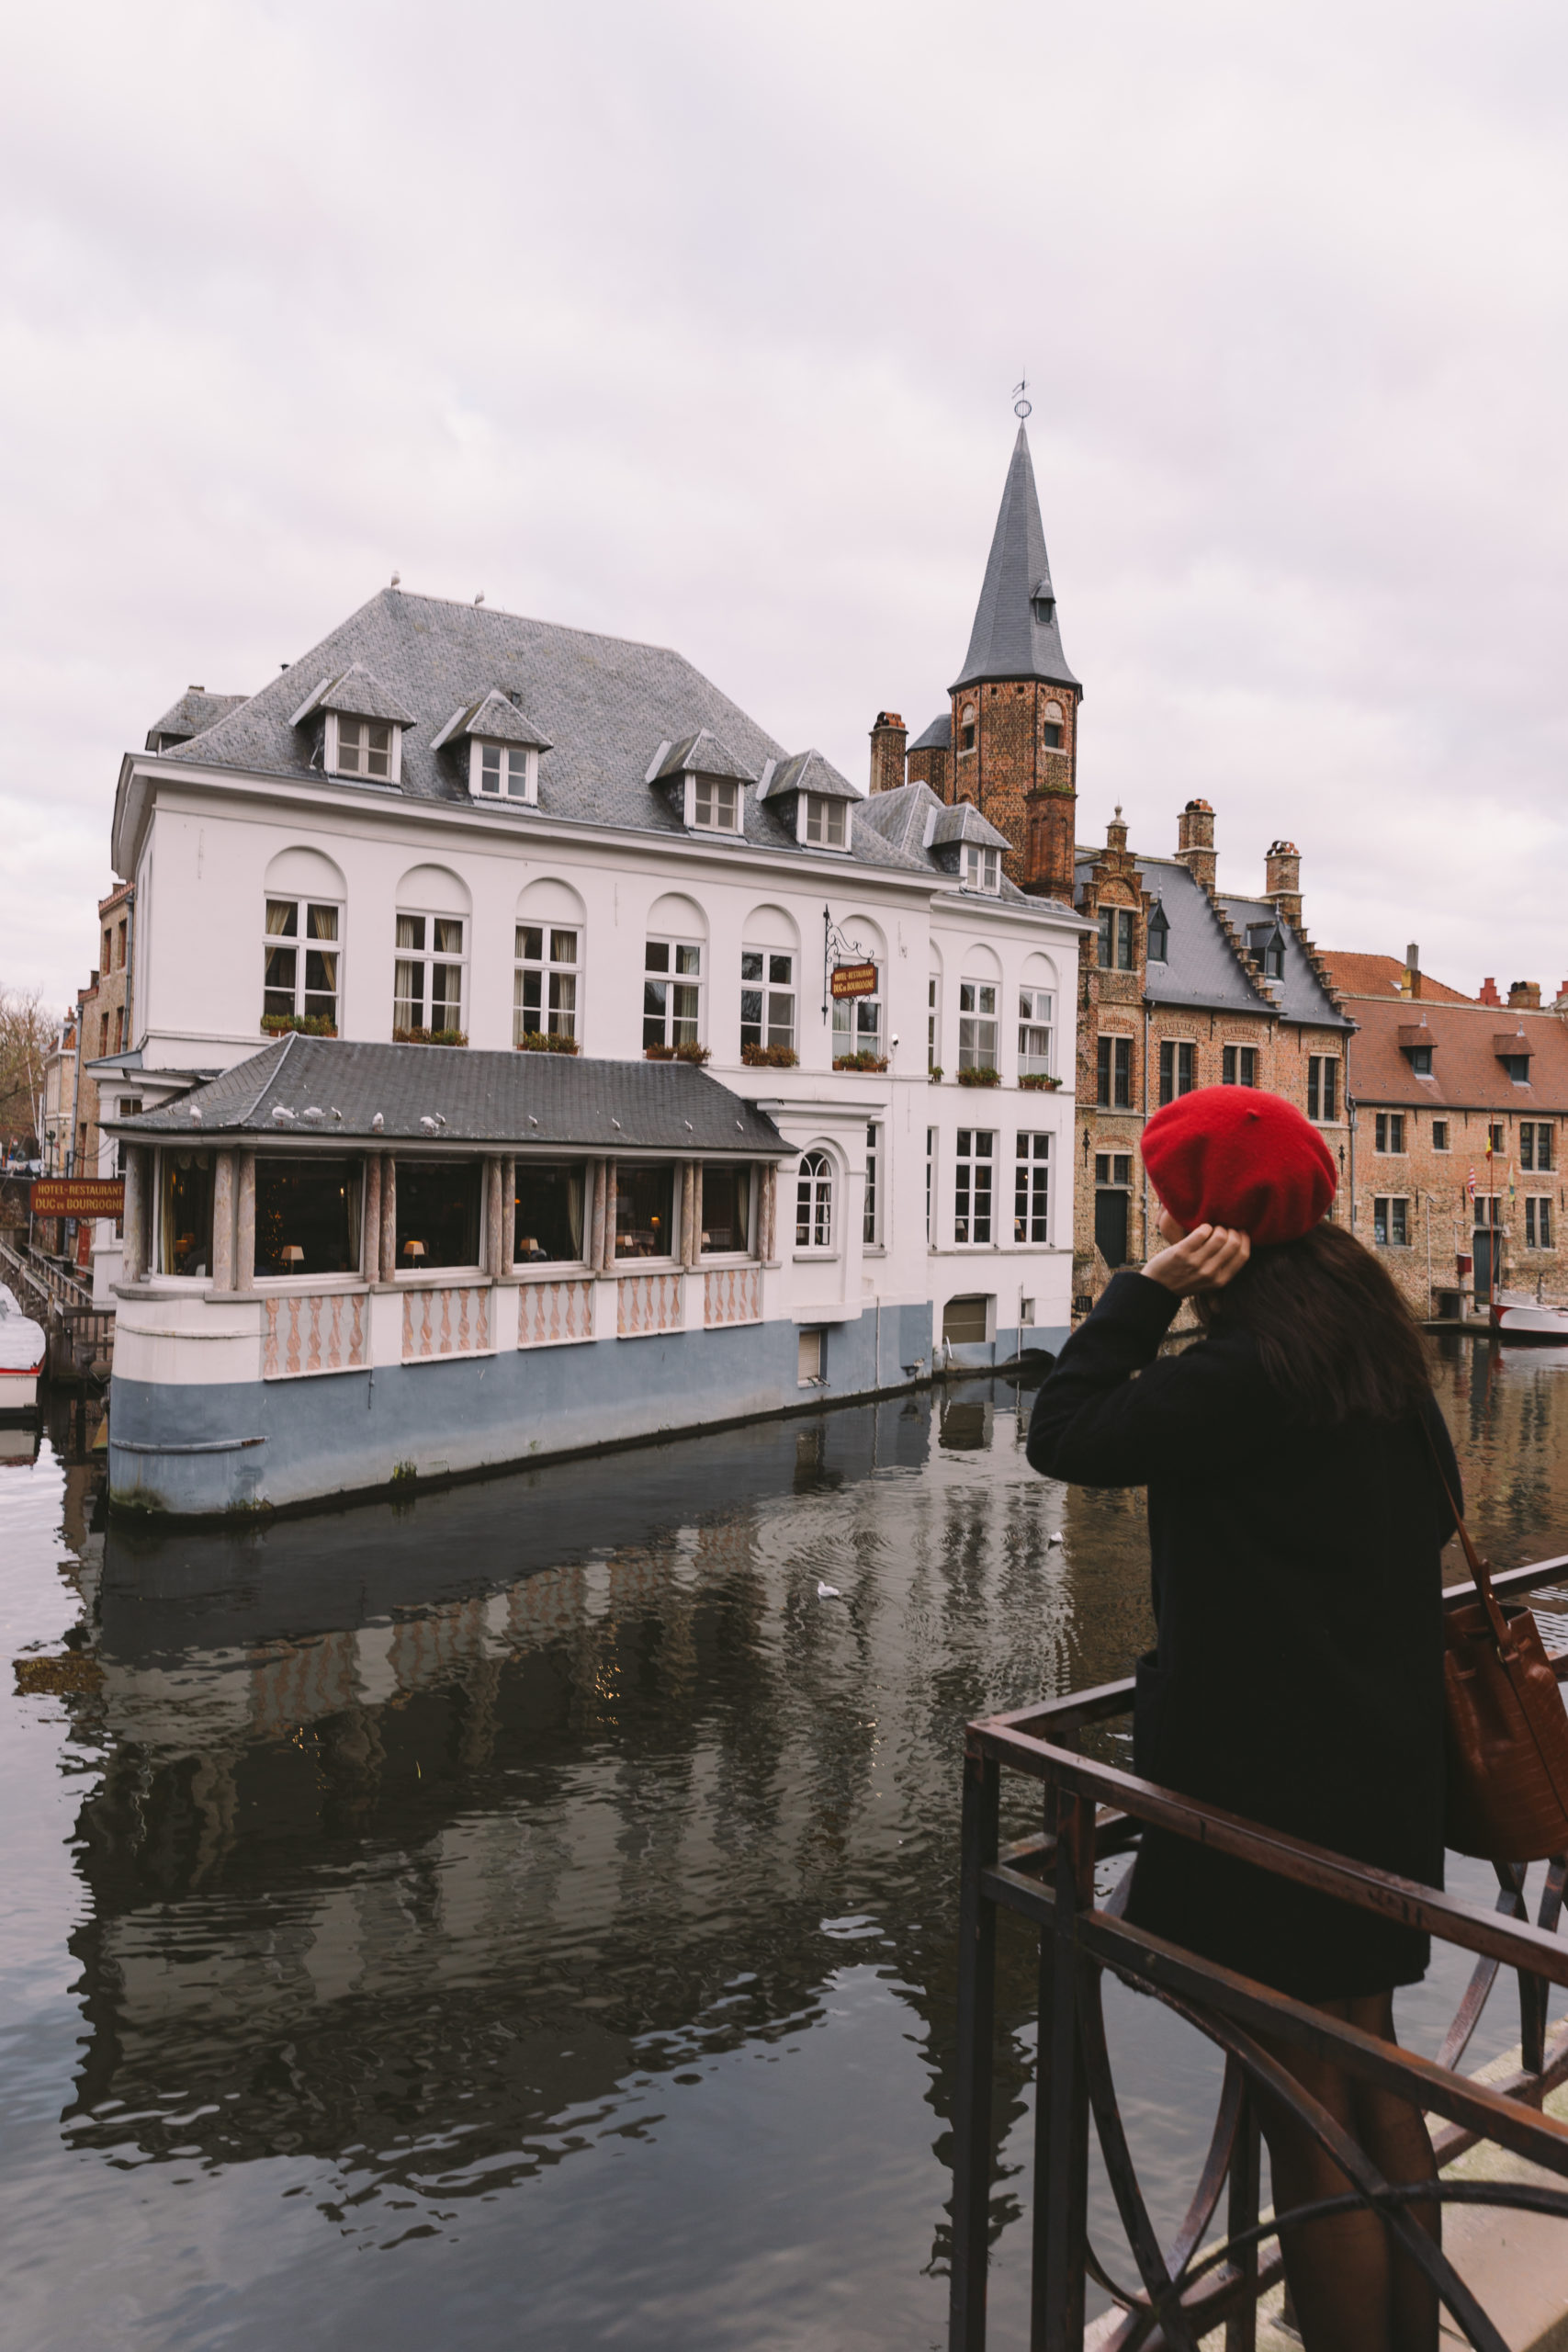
(1490, 1289, 1568, 1340)
(0, 1283, 46, 1410)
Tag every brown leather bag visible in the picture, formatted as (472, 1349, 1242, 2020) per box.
(1432, 1441, 1568, 1860)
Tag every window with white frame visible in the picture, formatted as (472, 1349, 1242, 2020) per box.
(740, 950, 795, 1051)
(514, 925, 580, 1044)
(795, 1150, 833, 1250)
(644, 939, 703, 1048)
(954, 1129, 994, 1244)
(958, 981, 999, 1071)
(1527, 1197, 1554, 1249)
(1372, 1196, 1410, 1246)
(691, 775, 740, 832)
(472, 741, 535, 801)
(926, 1125, 935, 1243)
(863, 1122, 881, 1246)
(802, 795, 848, 849)
(395, 912, 466, 1036)
(264, 897, 341, 1029)
(1015, 1133, 1050, 1242)
(1018, 987, 1054, 1078)
(962, 843, 1000, 893)
(832, 967, 882, 1060)
(331, 715, 397, 781)
(928, 976, 941, 1072)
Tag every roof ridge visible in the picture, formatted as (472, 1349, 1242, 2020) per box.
(384, 585, 682, 662)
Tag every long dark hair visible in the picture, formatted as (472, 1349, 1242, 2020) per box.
(1198, 1219, 1432, 1426)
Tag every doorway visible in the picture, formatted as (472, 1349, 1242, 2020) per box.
(1095, 1188, 1130, 1269)
(1473, 1227, 1502, 1306)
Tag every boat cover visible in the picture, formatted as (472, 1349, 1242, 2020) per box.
(0, 1290, 46, 1372)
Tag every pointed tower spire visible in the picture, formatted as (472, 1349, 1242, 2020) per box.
(951, 425, 1079, 695)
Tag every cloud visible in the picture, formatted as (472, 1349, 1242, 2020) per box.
(3, 0, 1566, 1004)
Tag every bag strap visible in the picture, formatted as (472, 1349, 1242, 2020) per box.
(1423, 1416, 1514, 1651)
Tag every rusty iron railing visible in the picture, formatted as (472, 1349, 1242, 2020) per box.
(951, 1549, 1568, 2352)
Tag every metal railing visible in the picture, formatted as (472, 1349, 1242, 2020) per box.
(0, 1236, 95, 1312)
(951, 1549, 1568, 2351)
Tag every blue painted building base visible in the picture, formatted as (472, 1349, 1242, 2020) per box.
(107, 1306, 1077, 1522)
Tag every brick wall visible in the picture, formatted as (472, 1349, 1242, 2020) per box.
(1351, 1102, 1564, 1317)
(947, 678, 1079, 897)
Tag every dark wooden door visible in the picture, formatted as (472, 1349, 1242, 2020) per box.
(1095, 1189, 1129, 1269)
(1473, 1227, 1502, 1304)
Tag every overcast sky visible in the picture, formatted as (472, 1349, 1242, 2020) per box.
(4, 0, 1566, 1010)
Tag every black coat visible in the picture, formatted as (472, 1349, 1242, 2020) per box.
(1026, 1271, 1457, 2000)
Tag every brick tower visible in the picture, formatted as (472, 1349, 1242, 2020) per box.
(946, 426, 1082, 903)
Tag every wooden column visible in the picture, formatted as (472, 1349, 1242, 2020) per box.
(379, 1153, 397, 1282)
(122, 1146, 146, 1284)
(485, 1157, 505, 1275)
(211, 1150, 235, 1290)
(761, 1161, 778, 1262)
(502, 1156, 515, 1272)
(681, 1162, 699, 1269)
(234, 1149, 255, 1292)
(362, 1152, 381, 1283)
(588, 1161, 606, 1270)
(603, 1161, 617, 1272)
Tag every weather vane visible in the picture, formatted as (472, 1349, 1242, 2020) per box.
(1012, 376, 1032, 420)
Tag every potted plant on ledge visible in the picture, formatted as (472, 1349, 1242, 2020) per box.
(392, 1026, 469, 1047)
(832, 1049, 889, 1072)
(956, 1065, 1001, 1088)
(262, 1012, 338, 1038)
(516, 1031, 581, 1056)
(740, 1043, 799, 1068)
(1018, 1072, 1061, 1092)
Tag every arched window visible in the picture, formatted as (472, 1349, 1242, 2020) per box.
(795, 1151, 833, 1250)
(1042, 698, 1065, 752)
(959, 703, 977, 755)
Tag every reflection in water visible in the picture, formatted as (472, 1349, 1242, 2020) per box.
(5, 1338, 1568, 2347)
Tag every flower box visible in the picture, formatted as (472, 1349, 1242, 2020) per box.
(832, 1051, 889, 1073)
(261, 1012, 338, 1038)
(516, 1031, 581, 1056)
(740, 1043, 799, 1068)
(956, 1065, 1001, 1088)
(646, 1043, 711, 1066)
(392, 1026, 468, 1047)
(928, 1066, 943, 1083)
(1018, 1072, 1061, 1092)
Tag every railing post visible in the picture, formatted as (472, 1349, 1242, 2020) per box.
(1224, 2079, 1261, 2352)
(950, 1743, 1000, 2352)
(1038, 1784, 1092, 2352)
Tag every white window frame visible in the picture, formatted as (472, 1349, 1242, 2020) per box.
(263, 895, 343, 1029)
(797, 1327, 826, 1385)
(684, 774, 744, 834)
(395, 910, 468, 1036)
(469, 739, 537, 804)
(863, 1121, 882, 1249)
(644, 937, 705, 1049)
(926, 1125, 936, 1245)
(1373, 1194, 1411, 1248)
(928, 975, 942, 1073)
(961, 843, 1000, 893)
(740, 948, 795, 1053)
(832, 966, 883, 1061)
(795, 1149, 834, 1254)
(1015, 1133, 1050, 1245)
(954, 1128, 995, 1246)
(1018, 987, 1054, 1079)
(514, 922, 581, 1045)
(799, 794, 850, 852)
(958, 980, 999, 1072)
(325, 711, 401, 784)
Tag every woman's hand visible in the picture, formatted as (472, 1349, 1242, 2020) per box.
(1142, 1222, 1251, 1296)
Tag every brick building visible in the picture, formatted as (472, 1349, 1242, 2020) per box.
(1322, 949, 1568, 1317)
(887, 424, 1352, 1301)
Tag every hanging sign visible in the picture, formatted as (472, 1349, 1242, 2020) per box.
(30, 1178, 124, 1217)
(830, 962, 878, 1001)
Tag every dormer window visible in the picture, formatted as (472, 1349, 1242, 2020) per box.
(330, 714, 398, 781)
(802, 794, 848, 850)
(962, 843, 1000, 893)
(1504, 1054, 1531, 1083)
(692, 775, 740, 832)
(1042, 698, 1065, 751)
(1409, 1046, 1433, 1076)
(1146, 901, 1169, 963)
(959, 703, 977, 755)
(470, 740, 536, 802)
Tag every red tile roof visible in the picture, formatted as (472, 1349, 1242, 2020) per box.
(1318, 952, 1472, 1005)
(1348, 997, 1568, 1114)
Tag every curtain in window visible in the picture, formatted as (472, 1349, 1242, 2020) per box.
(266, 900, 295, 935)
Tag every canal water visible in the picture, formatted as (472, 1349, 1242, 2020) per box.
(3, 1340, 1567, 2351)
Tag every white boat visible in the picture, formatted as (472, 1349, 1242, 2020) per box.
(0, 1284, 46, 1409)
(1491, 1289, 1568, 1340)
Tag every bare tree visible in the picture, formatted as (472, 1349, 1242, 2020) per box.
(0, 983, 57, 1159)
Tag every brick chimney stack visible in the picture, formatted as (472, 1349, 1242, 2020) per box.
(1402, 943, 1423, 1002)
(868, 711, 908, 795)
(1175, 798, 1217, 891)
(1477, 977, 1502, 1007)
(1508, 980, 1542, 1012)
(1264, 839, 1303, 931)
(1106, 804, 1129, 853)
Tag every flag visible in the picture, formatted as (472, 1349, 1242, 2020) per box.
(1509, 1161, 1517, 1206)
(1466, 1166, 1476, 1202)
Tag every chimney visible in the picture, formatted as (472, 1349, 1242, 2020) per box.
(1175, 798, 1217, 891)
(1403, 943, 1423, 1002)
(868, 710, 908, 795)
(1477, 977, 1502, 1007)
(1508, 980, 1542, 1012)
(1264, 839, 1303, 931)
(1106, 804, 1129, 853)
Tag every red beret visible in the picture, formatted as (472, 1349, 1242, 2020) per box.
(1141, 1085, 1337, 1246)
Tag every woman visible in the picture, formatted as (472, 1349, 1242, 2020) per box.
(1028, 1086, 1454, 2352)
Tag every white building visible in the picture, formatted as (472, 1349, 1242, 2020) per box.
(98, 581, 1083, 1515)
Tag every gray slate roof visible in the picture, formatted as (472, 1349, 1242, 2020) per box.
(145, 690, 247, 751)
(430, 689, 551, 752)
(908, 711, 952, 753)
(758, 747, 859, 803)
(108, 1035, 790, 1156)
(1078, 854, 1349, 1029)
(649, 729, 756, 784)
(951, 427, 1080, 695)
(856, 782, 1029, 899)
(931, 800, 1010, 850)
(159, 587, 955, 881)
